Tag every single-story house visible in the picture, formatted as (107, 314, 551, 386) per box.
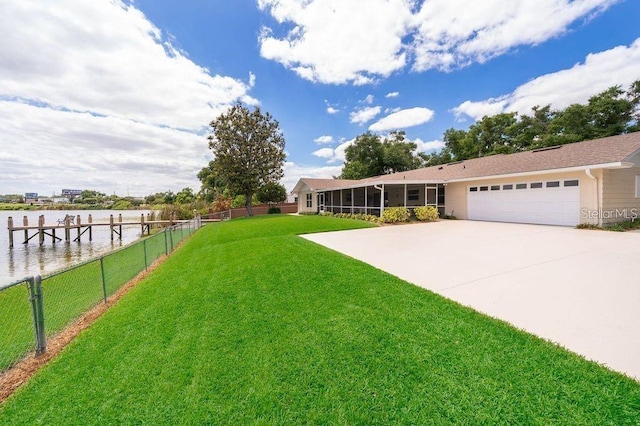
(292, 133, 640, 226)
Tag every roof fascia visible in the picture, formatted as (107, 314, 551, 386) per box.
(445, 162, 629, 183)
(313, 179, 445, 191)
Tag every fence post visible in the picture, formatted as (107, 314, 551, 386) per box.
(143, 238, 148, 270)
(164, 227, 168, 255)
(100, 257, 108, 303)
(27, 276, 46, 356)
(169, 226, 174, 252)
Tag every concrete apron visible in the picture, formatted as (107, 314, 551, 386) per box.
(302, 220, 640, 381)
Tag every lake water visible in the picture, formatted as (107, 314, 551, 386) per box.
(0, 210, 151, 288)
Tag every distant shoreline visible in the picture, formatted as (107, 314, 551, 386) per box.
(0, 203, 151, 212)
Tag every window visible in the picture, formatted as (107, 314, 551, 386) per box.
(469, 187, 478, 192)
(546, 181, 560, 188)
(530, 182, 543, 189)
(491, 185, 500, 191)
(306, 193, 312, 208)
(516, 183, 527, 189)
(479, 186, 489, 191)
(408, 189, 420, 201)
(636, 176, 640, 198)
(503, 184, 513, 190)
(564, 180, 579, 187)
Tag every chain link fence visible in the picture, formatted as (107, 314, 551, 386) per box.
(0, 218, 202, 373)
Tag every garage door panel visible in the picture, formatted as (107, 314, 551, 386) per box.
(468, 183, 579, 226)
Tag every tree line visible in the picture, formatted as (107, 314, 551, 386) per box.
(339, 80, 640, 179)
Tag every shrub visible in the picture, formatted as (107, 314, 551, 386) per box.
(414, 206, 439, 222)
(267, 207, 281, 214)
(381, 207, 410, 223)
(576, 223, 602, 230)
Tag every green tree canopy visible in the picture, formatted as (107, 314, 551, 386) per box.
(175, 187, 195, 204)
(208, 103, 286, 216)
(256, 182, 287, 206)
(425, 80, 640, 166)
(339, 131, 425, 180)
(197, 161, 227, 202)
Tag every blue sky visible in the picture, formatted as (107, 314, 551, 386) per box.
(1, 0, 639, 196)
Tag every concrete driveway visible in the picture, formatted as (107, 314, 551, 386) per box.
(302, 220, 640, 380)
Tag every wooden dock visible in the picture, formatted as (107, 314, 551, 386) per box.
(6, 213, 218, 247)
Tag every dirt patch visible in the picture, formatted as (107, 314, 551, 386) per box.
(0, 255, 169, 404)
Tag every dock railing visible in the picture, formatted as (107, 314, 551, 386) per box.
(0, 217, 202, 373)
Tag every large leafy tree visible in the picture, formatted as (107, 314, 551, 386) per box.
(208, 103, 286, 216)
(340, 131, 425, 179)
(256, 182, 287, 206)
(426, 80, 640, 166)
(340, 132, 385, 179)
(197, 160, 227, 202)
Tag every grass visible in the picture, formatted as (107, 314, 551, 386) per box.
(577, 219, 640, 232)
(1, 215, 639, 423)
(0, 228, 182, 373)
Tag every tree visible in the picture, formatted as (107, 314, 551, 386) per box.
(197, 161, 227, 202)
(340, 132, 385, 179)
(257, 182, 287, 206)
(163, 191, 176, 205)
(339, 131, 426, 179)
(208, 103, 286, 216)
(175, 187, 195, 204)
(381, 131, 423, 174)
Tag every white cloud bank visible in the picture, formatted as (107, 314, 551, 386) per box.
(258, 0, 617, 84)
(311, 134, 444, 169)
(350, 106, 382, 125)
(453, 38, 640, 121)
(369, 107, 435, 132)
(314, 135, 335, 144)
(0, 1, 255, 195)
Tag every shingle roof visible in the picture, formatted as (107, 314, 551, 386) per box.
(297, 133, 640, 191)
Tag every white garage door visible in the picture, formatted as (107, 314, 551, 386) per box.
(468, 179, 580, 226)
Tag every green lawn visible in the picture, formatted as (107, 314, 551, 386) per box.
(1, 215, 639, 423)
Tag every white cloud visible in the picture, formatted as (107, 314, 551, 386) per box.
(384, 107, 401, 114)
(0, 1, 256, 195)
(414, 138, 446, 153)
(453, 38, 640, 121)
(282, 161, 343, 190)
(312, 147, 335, 159)
(258, 0, 617, 83)
(324, 100, 340, 114)
(0, 101, 204, 196)
(364, 94, 375, 104)
(369, 107, 435, 132)
(314, 135, 334, 144)
(258, 0, 413, 84)
(311, 138, 354, 163)
(385, 91, 400, 98)
(350, 106, 382, 125)
(411, 0, 617, 71)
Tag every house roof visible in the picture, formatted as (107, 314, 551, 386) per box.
(294, 132, 640, 192)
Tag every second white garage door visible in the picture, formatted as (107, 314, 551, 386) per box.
(467, 179, 580, 226)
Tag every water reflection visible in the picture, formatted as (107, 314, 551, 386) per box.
(1, 210, 149, 287)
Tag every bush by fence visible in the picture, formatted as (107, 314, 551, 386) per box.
(206, 203, 297, 220)
(0, 217, 202, 373)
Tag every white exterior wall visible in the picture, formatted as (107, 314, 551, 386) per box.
(445, 171, 600, 225)
(601, 166, 640, 224)
(297, 190, 317, 213)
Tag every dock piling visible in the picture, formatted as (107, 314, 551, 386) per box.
(8, 216, 14, 248)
